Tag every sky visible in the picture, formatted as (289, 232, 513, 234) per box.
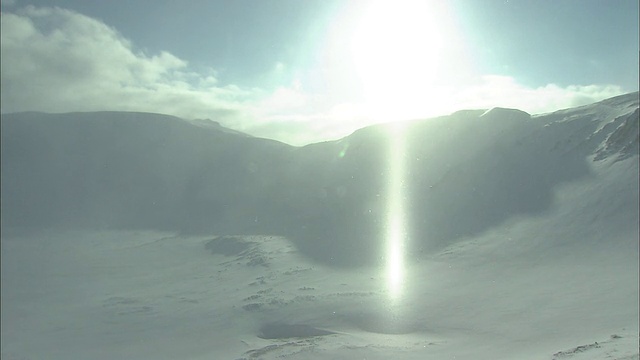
(1, 0, 638, 145)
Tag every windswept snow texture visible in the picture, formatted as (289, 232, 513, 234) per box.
(1, 92, 638, 359)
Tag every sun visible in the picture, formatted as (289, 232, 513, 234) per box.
(350, 0, 447, 121)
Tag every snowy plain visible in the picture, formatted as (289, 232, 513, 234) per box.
(1, 93, 638, 359)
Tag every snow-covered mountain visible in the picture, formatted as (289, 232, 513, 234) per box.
(1, 93, 638, 359)
(2, 93, 638, 265)
(0, 111, 292, 233)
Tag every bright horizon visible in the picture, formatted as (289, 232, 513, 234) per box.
(1, 0, 638, 145)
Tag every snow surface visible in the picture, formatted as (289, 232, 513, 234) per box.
(1, 93, 638, 359)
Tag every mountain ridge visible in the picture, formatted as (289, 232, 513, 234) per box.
(1, 92, 638, 266)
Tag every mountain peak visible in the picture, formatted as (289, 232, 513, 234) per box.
(480, 107, 531, 120)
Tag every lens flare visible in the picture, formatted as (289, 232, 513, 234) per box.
(385, 122, 407, 301)
(386, 214, 404, 299)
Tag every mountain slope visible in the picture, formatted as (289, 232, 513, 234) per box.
(1, 92, 638, 267)
(1, 111, 294, 234)
(1, 93, 638, 360)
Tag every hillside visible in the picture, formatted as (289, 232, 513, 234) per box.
(2, 93, 638, 266)
(1, 93, 638, 360)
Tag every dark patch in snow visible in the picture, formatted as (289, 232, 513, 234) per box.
(551, 334, 635, 359)
(242, 303, 263, 311)
(205, 236, 252, 256)
(238, 339, 316, 359)
(553, 342, 602, 358)
(246, 254, 269, 267)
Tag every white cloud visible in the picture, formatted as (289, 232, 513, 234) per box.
(0, 6, 253, 122)
(448, 75, 626, 114)
(0, 6, 631, 147)
(240, 74, 628, 146)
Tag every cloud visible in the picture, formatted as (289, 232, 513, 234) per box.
(448, 75, 626, 114)
(0, 6, 631, 147)
(0, 6, 253, 123)
(241, 74, 627, 146)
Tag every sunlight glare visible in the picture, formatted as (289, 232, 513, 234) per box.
(351, 0, 447, 120)
(385, 122, 407, 301)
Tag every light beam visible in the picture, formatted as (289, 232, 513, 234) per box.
(385, 122, 407, 301)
